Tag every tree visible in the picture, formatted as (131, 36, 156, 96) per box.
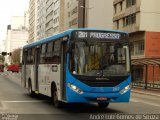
(11, 48, 21, 64)
(0, 55, 5, 63)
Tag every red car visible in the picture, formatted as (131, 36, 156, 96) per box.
(7, 64, 19, 72)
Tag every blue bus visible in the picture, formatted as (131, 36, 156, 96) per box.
(21, 28, 131, 108)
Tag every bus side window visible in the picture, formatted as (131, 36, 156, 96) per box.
(22, 51, 25, 65)
(40, 44, 46, 63)
(26, 49, 31, 64)
(46, 42, 53, 63)
(31, 48, 35, 64)
(52, 40, 61, 64)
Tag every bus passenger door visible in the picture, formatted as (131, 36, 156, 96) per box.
(34, 47, 40, 92)
(61, 41, 67, 100)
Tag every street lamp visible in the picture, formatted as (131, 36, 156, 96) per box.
(80, 5, 93, 28)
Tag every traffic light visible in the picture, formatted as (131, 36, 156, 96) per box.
(1, 52, 7, 56)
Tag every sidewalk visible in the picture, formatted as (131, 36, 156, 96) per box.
(6, 71, 21, 86)
(131, 87, 160, 97)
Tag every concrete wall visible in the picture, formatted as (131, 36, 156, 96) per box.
(140, 0, 160, 32)
(87, 0, 113, 29)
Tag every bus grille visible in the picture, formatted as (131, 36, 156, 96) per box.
(78, 76, 128, 87)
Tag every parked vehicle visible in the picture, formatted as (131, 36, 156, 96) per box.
(7, 64, 19, 72)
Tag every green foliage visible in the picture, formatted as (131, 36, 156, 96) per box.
(0, 55, 5, 63)
(11, 48, 21, 64)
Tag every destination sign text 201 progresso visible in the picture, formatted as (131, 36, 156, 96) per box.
(77, 31, 121, 40)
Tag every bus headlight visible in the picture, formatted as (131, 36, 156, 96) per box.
(119, 85, 130, 94)
(68, 83, 83, 94)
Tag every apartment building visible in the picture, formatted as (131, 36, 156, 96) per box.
(64, 0, 79, 29)
(45, 0, 65, 37)
(113, 0, 160, 83)
(36, 0, 46, 40)
(28, 0, 37, 43)
(35, 0, 65, 38)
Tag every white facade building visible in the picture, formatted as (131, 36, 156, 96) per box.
(28, 0, 37, 43)
(37, 0, 46, 40)
(64, 0, 113, 29)
(5, 16, 29, 64)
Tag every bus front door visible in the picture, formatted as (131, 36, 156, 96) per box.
(61, 41, 67, 100)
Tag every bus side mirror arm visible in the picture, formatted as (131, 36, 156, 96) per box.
(66, 41, 73, 53)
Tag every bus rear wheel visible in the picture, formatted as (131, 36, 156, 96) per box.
(52, 86, 62, 108)
(98, 102, 109, 109)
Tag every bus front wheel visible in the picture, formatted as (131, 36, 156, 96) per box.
(98, 102, 109, 109)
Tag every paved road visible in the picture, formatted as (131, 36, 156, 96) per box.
(0, 72, 160, 120)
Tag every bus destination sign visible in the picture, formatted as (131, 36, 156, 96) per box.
(73, 31, 127, 41)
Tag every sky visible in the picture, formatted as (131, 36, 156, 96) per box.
(0, 0, 29, 42)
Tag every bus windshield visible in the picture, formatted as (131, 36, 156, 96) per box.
(69, 41, 130, 77)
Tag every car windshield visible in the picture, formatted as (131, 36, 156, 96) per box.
(69, 41, 130, 77)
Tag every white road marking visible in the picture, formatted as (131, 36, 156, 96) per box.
(130, 98, 138, 102)
(131, 98, 160, 108)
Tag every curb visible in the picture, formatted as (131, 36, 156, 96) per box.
(7, 73, 21, 86)
(131, 90, 160, 97)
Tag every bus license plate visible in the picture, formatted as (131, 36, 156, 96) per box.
(96, 97, 108, 101)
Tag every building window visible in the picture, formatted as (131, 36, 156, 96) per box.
(53, 17, 59, 24)
(116, 20, 119, 29)
(120, 2, 123, 11)
(130, 41, 144, 56)
(126, 0, 136, 8)
(126, 16, 129, 26)
(114, 4, 117, 14)
(130, 42, 134, 55)
(53, 26, 59, 32)
(54, 8, 59, 15)
(67, 2, 70, 8)
(68, 7, 78, 18)
(123, 18, 125, 27)
(69, 18, 78, 27)
(138, 41, 144, 55)
(132, 66, 143, 82)
(54, 0, 59, 6)
(125, 13, 136, 26)
(131, 14, 136, 24)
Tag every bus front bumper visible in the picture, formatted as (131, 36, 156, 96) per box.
(66, 87, 130, 103)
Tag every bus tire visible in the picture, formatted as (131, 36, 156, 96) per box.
(98, 102, 109, 109)
(28, 80, 35, 97)
(51, 85, 62, 108)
